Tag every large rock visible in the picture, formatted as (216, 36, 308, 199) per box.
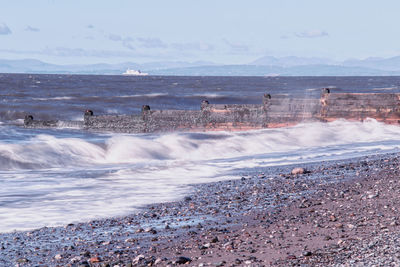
(291, 167, 306, 175)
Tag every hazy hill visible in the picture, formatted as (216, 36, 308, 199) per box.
(342, 56, 400, 71)
(1, 56, 400, 76)
(150, 64, 400, 76)
(250, 56, 337, 67)
(0, 59, 215, 75)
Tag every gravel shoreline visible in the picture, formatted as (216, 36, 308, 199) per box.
(2, 152, 400, 266)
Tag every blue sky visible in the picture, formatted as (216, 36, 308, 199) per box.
(1, 0, 400, 65)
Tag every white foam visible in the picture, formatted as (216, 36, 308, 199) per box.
(306, 86, 336, 91)
(0, 134, 105, 170)
(106, 109, 119, 114)
(32, 96, 75, 101)
(373, 87, 399, 91)
(116, 93, 168, 98)
(1, 119, 400, 170)
(1, 119, 400, 232)
(192, 93, 223, 98)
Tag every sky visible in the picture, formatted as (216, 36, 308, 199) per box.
(1, 0, 400, 65)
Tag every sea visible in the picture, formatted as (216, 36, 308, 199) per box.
(2, 74, 400, 233)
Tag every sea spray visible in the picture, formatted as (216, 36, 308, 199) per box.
(1, 119, 400, 232)
(3, 119, 400, 170)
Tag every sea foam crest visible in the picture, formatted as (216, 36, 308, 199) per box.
(1, 119, 400, 171)
(0, 135, 105, 170)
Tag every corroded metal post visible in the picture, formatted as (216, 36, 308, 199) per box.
(320, 88, 330, 120)
(84, 109, 93, 126)
(142, 105, 151, 113)
(24, 115, 34, 126)
(263, 93, 271, 110)
(201, 100, 209, 110)
(262, 93, 271, 126)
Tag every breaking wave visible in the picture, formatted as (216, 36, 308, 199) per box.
(1, 119, 400, 232)
(1, 119, 400, 171)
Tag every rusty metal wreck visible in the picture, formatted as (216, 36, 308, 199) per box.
(24, 89, 400, 133)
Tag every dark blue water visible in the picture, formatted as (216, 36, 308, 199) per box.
(1, 74, 400, 233)
(2, 74, 400, 122)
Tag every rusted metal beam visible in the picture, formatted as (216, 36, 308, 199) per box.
(24, 89, 400, 132)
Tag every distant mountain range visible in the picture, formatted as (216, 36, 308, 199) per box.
(2, 56, 400, 76)
(150, 64, 400, 76)
(0, 59, 216, 75)
(249, 56, 338, 67)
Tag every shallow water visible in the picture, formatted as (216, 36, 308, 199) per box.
(1, 74, 400, 232)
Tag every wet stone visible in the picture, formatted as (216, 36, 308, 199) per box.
(211, 236, 219, 243)
(175, 256, 192, 264)
(302, 251, 312, 256)
(16, 258, 29, 263)
(81, 251, 91, 257)
(144, 227, 157, 234)
(78, 261, 90, 267)
(291, 167, 306, 175)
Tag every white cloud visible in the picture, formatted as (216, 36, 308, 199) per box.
(44, 47, 136, 57)
(122, 40, 135, 50)
(137, 37, 168, 49)
(108, 34, 122, 41)
(0, 47, 159, 59)
(0, 47, 134, 58)
(107, 34, 135, 50)
(295, 30, 328, 38)
(223, 39, 249, 53)
(171, 42, 214, 51)
(0, 23, 11, 35)
(25, 26, 40, 32)
(105, 31, 214, 53)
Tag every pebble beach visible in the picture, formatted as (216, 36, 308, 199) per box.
(1, 152, 400, 266)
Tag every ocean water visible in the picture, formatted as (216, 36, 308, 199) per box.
(1, 74, 400, 233)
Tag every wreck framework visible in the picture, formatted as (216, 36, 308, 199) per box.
(24, 89, 400, 133)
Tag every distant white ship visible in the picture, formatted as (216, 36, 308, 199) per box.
(264, 73, 280, 77)
(122, 69, 149, 76)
